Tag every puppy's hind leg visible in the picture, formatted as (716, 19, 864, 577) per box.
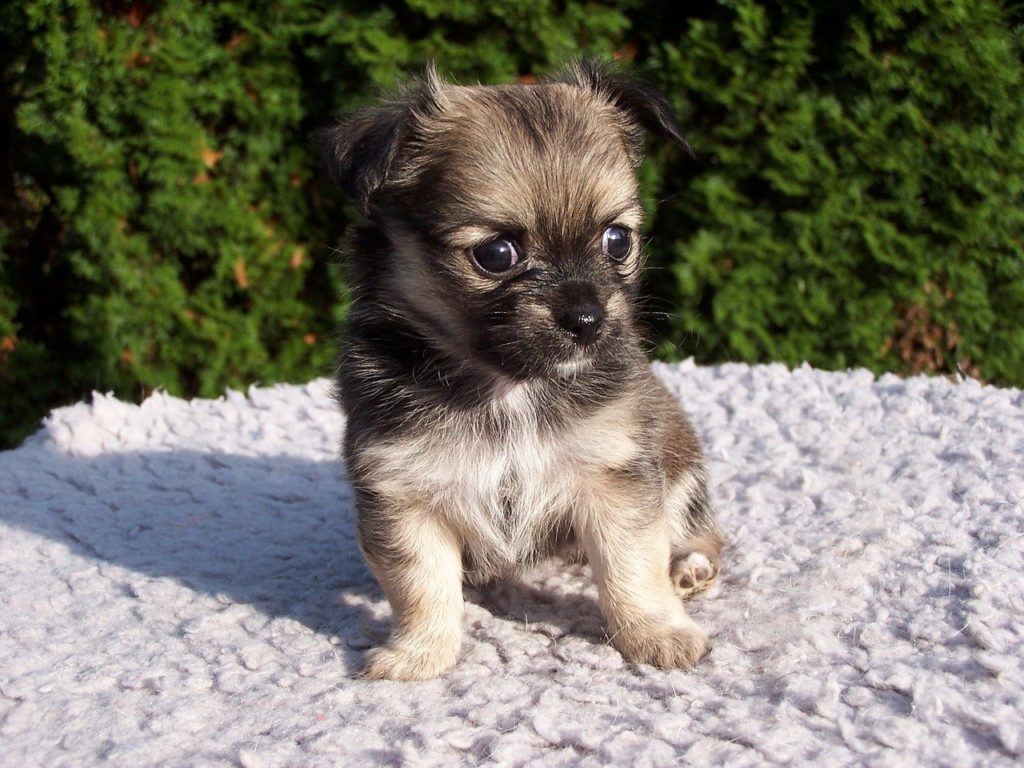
(666, 469, 724, 600)
(670, 534, 723, 599)
(358, 506, 464, 681)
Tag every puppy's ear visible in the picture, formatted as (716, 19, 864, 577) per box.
(560, 57, 690, 159)
(322, 101, 409, 213)
(322, 63, 447, 214)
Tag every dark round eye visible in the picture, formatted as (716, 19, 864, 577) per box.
(601, 226, 631, 262)
(471, 238, 520, 274)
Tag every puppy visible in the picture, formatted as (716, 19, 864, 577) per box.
(324, 60, 723, 681)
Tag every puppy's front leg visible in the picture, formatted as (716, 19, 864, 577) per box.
(581, 496, 710, 669)
(359, 507, 464, 681)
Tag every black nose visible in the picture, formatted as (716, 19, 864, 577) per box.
(558, 304, 604, 346)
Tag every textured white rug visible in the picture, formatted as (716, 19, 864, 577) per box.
(1, 362, 1022, 766)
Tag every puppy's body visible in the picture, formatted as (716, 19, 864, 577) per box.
(343, 322, 714, 585)
(329, 62, 723, 680)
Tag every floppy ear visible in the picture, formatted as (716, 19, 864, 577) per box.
(560, 57, 690, 159)
(322, 63, 448, 214)
(321, 101, 410, 214)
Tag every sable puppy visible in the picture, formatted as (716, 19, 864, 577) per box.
(325, 60, 723, 681)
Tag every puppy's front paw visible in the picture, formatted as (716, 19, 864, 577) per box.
(612, 622, 710, 670)
(361, 641, 458, 681)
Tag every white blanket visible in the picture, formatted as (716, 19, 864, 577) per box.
(1, 362, 1022, 766)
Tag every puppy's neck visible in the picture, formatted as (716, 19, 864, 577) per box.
(487, 375, 544, 416)
(490, 375, 520, 401)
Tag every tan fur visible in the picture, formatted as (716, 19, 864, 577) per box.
(353, 380, 720, 678)
(328, 61, 723, 680)
(581, 506, 710, 669)
(393, 85, 643, 243)
(360, 510, 464, 681)
(356, 394, 643, 581)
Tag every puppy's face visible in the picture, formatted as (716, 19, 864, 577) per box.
(327, 62, 685, 383)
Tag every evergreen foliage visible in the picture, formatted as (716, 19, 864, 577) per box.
(638, 1, 1024, 385)
(2, 0, 1022, 447)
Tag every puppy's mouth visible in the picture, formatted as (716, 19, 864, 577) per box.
(455, 281, 629, 383)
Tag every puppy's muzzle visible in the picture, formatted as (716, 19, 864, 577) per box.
(558, 301, 604, 347)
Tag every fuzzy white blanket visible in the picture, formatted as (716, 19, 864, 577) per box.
(1, 362, 1022, 767)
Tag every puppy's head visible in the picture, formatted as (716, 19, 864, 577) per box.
(325, 60, 686, 383)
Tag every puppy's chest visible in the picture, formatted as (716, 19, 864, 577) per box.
(401, 421, 572, 529)
(362, 397, 641, 564)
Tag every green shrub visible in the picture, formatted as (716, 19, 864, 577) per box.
(637, 0, 1024, 383)
(1, 1, 347, 447)
(2, 0, 1022, 448)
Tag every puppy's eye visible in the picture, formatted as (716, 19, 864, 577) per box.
(601, 226, 631, 262)
(471, 238, 520, 274)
